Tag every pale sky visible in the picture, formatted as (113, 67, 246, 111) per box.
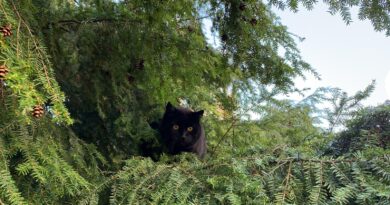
(203, 3, 390, 106)
(274, 2, 390, 106)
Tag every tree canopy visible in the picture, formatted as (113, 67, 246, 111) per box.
(0, 0, 389, 204)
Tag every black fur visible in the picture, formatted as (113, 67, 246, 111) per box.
(157, 102, 206, 158)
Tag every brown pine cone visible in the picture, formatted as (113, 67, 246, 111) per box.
(0, 65, 9, 80)
(32, 105, 44, 118)
(1, 25, 12, 37)
(134, 59, 145, 70)
(250, 18, 258, 26)
(239, 2, 246, 11)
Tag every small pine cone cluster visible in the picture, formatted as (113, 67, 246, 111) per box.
(134, 59, 144, 70)
(241, 17, 258, 26)
(250, 18, 257, 26)
(127, 74, 135, 84)
(0, 65, 9, 80)
(32, 105, 44, 118)
(1, 25, 12, 37)
(239, 2, 246, 11)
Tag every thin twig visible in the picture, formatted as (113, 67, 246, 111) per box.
(265, 160, 290, 176)
(43, 14, 212, 30)
(16, 20, 21, 56)
(210, 117, 237, 156)
(210, 100, 268, 156)
(0, 2, 10, 19)
(0, 82, 4, 106)
(43, 18, 142, 30)
(281, 161, 293, 202)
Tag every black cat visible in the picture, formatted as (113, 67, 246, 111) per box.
(157, 102, 206, 158)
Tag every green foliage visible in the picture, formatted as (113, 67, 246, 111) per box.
(0, 145, 27, 205)
(1, 0, 389, 204)
(0, 106, 105, 204)
(81, 151, 390, 204)
(0, 1, 105, 204)
(0, 0, 72, 124)
(14, 0, 318, 162)
(300, 80, 375, 133)
(325, 103, 390, 156)
(209, 101, 323, 157)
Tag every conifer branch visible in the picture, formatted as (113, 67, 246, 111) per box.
(281, 160, 292, 202)
(10, 1, 53, 89)
(43, 15, 212, 30)
(43, 18, 143, 30)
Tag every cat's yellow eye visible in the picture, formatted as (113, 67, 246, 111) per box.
(187, 127, 193, 132)
(173, 124, 179, 130)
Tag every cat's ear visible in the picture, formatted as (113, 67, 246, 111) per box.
(193, 110, 204, 120)
(166, 102, 175, 112)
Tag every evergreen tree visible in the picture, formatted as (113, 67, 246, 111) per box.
(325, 103, 390, 156)
(1, 0, 389, 204)
(21, 0, 316, 161)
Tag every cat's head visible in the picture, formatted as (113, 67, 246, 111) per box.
(161, 102, 204, 146)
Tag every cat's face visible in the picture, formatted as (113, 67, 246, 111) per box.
(161, 102, 204, 148)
